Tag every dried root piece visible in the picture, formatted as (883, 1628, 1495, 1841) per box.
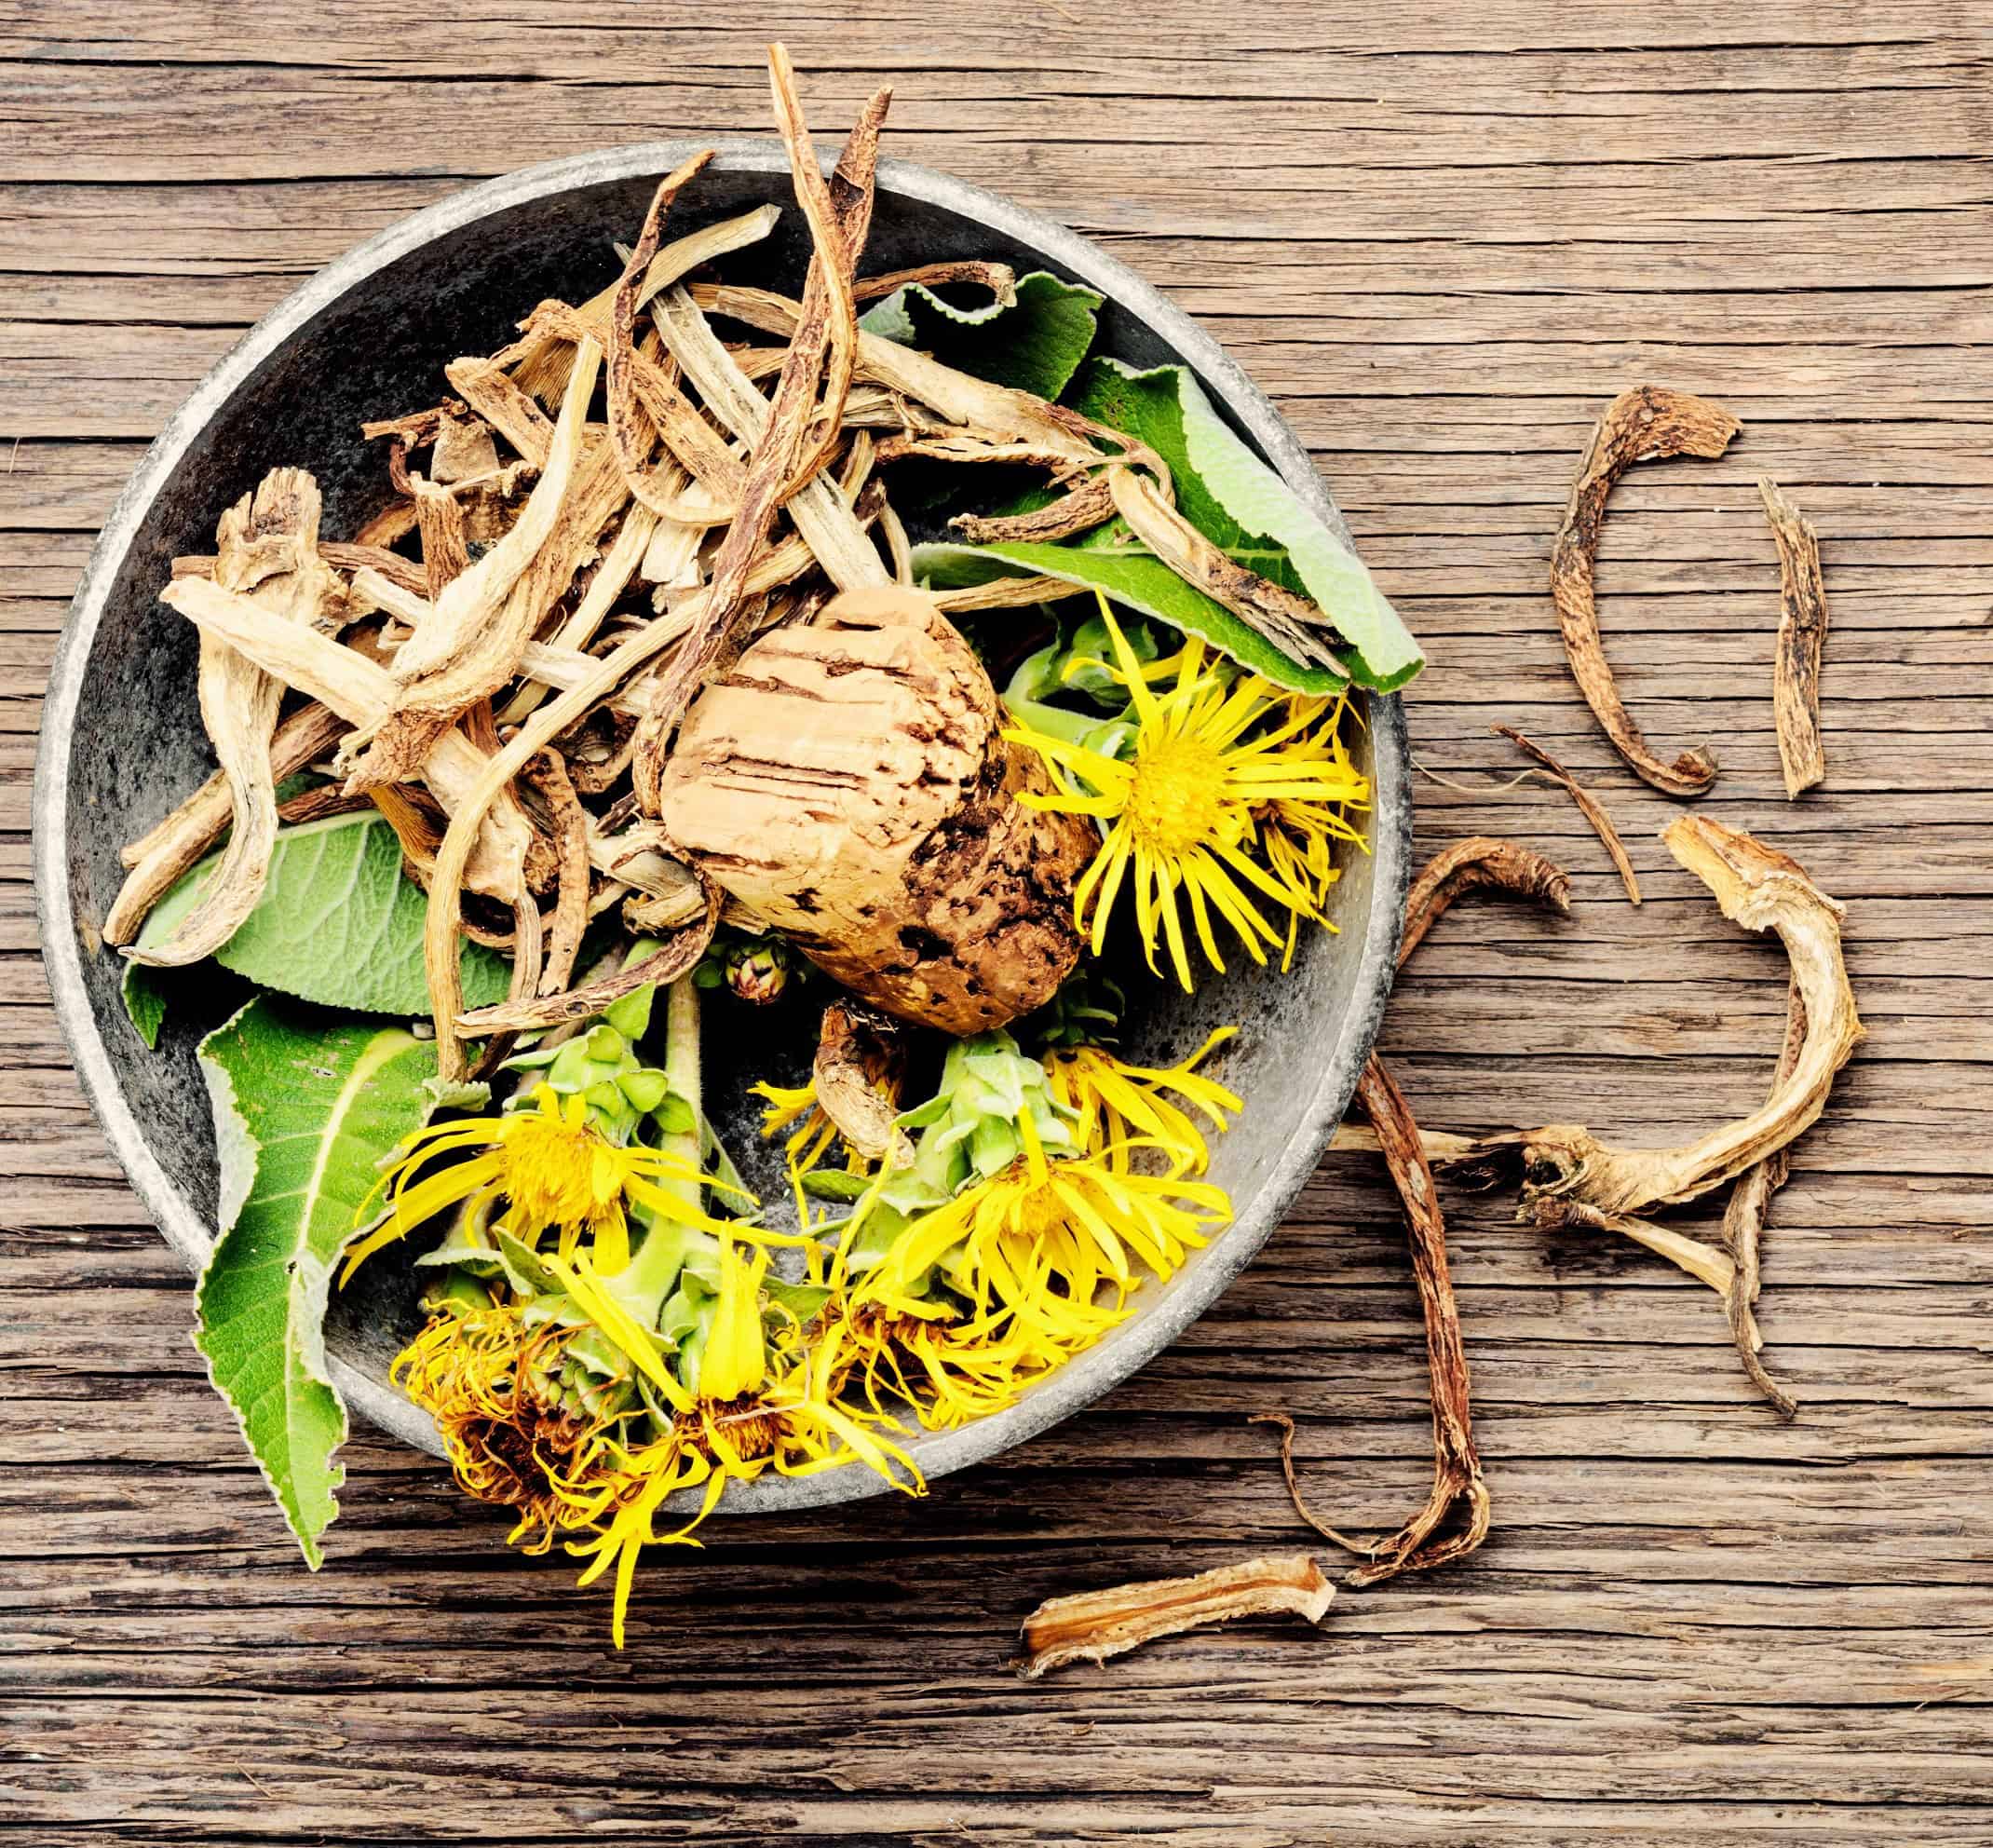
(457, 871, 719, 1035)
(929, 574, 1075, 615)
(1449, 818, 1862, 1225)
(1398, 836, 1571, 965)
(1016, 1554, 1332, 1679)
(660, 588, 1094, 1034)
(853, 260, 1016, 306)
(122, 469, 340, 964)
(1722, 975, 1808, 1418)
(811, 999, 912, 1165)
(1760, 477, 1830, 799)
(949, 474, 1118, 545)
(1340, 1054, 1491, 1584)
(522, 751, 590, 999)
(1493, 724, 1641, 904)
(1551, 386, 1740, 797)
(107, 700, 347, 944)
(1107, 469, 1346, 673)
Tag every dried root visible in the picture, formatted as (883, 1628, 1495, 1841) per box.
(1722, 975, 1808, 1418)
(1398, 836, 1571, 965)
(120, 470, 340, 966)
(1760, 477, 1831, 799)
(1551, 386, 1741, 797)
(1016, 1554, 1332, 1679)
(1493, 724, 1641, 905)
(1430, 819, 1860, 1380)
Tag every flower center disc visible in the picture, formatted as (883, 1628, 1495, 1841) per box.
(1126, 735, 1228, 856)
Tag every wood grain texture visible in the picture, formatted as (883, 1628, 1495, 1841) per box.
(2, 3, 1989, 1841)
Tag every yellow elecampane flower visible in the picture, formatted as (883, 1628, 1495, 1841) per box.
(1007, 608, 1370, 989)
(344, 1084, 745, 1281)
(1042, 1026, 1242, 1177)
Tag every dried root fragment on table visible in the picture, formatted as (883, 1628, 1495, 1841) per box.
(1722, 974, 1808, 1419)
(659, 586, 1095, 1034)
(1283, 842, 1563, 1582)
(1397, 835, 1571, 966)
(1551, 385, 1741, 797)
(1493, 724, 1641, 905)
(1016, 1553, 1333, 1679)
(1434, 819, 1861, 1355)
(1759, 476, 1831, 800)
(118, 469, 342, 966)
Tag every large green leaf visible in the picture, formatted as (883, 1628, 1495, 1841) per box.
(861, 270, 1102, 401)
(1068, 358, 1423, 691)
(913, 539, 1343, 695)
(195, 998, 439, 1566)
(139, 813, 511, 1016)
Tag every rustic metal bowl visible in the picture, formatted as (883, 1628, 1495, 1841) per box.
(34, 141, 1410, 1512)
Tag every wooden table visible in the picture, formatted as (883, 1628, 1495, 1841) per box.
(5, 6, 1988, 1841)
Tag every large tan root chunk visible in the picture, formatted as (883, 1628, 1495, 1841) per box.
(659, 586, 1094, 1034)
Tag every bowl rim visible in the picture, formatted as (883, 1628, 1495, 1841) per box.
(33, 136, 1410, 1513)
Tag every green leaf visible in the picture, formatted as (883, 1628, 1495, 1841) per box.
(138, 814, 512, 1016)
(861, 270, 1102, 401)
(194, 998, 440, 1568)
(122, 959, 170, 1050)
(1068, 358, 1423, 691)
(914, 538, 1343, 695)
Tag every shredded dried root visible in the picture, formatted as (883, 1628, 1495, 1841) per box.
(1016, 1554, 1332, 1679)
(125, 470, 339, 967)
(1760, 477, 1831, 799)
(1551, 386, 1741, 797)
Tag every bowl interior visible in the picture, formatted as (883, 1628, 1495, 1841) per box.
(38, 144, 1408, 1508)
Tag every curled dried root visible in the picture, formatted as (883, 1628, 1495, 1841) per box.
(1551, 386, 1741, 797)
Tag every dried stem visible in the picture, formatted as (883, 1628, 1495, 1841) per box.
(1759, 477, 1830, 799)
(1016, 1554, 1332, 1679)
(1551, 386, 1741, 796)
(1492, 724, 1641, 904)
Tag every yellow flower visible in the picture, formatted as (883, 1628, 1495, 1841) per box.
(698, 1235, 770, 1403)
(752, 1078, 875, 1181)
(560, 1344, 922, 1648)
(864, 1109, 1232, 1344)
(834, 1299, 1077, 1431)
(1042, 1027, 1243, 1176)
(400, 1243, 923, 1649)
(1258, 688, 1370, 964)
(344, 1084, 742, 1281)
(1007, 608, 1370, 988)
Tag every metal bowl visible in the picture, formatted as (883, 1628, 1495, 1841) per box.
(34, 141, 1410, 1512)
